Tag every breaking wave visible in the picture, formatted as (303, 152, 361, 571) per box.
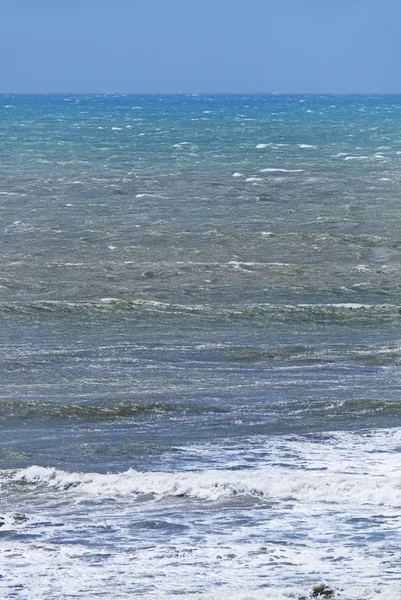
(6, 463, 401, 506)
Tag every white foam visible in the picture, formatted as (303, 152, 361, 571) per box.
(298, 144, 316, 149)
(255, 143, 268, 149)
(232, 172, 243, 177)
(1, 532, 399, 600)
(119, 585, 401, 600)
(10, 438, 401, 506)
(245, 177, 263, 183)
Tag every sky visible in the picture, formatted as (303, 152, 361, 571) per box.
(1, 0, 400, 93)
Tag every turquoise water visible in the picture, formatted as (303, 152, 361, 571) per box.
(1, 95, 401, 599)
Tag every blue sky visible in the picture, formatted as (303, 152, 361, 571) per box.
(1, 0, 400, 93)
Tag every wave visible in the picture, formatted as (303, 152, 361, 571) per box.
(6, 463, 401, 506)
(198, 339, 401, 364)
(130, 229, 401, 244)
(325, 397, 401, 416)
(0, 299, 400, 322)
(1, 396, 400, 426)
(0, 400, 228, 421)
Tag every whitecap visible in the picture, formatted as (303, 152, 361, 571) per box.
(245, 177, 264, 183)
(232, 172, 243, 177)
(4, 221, 35, 233)
(255, 143, 268, 149)
(260, 168, 305, 173)
(298, 144, 316, 149)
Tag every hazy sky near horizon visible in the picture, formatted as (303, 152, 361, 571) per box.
(1, 0, 400, 93)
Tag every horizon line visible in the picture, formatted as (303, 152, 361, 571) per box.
(1, 91, 401, 96)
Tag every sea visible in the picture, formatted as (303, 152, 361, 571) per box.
(1, 94, 401, 600)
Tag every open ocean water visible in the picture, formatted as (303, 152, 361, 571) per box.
(1, 94, 401, 599)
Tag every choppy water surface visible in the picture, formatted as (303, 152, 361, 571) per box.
(1, 94, 401, 599)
